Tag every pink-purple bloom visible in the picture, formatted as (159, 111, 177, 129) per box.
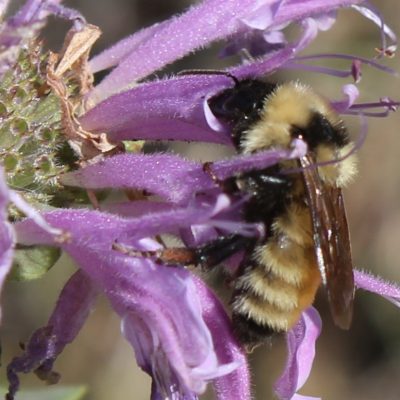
(1, 1, 399, 400)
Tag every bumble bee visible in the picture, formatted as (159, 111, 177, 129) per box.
(204, 77, 357, 347)
(128, 74, 357, 348)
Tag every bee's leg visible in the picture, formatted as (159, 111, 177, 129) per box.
(113, 233, 255, 269)
(192, 233, 256, 269)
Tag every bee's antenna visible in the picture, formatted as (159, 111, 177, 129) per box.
(177, 69, 239, 86)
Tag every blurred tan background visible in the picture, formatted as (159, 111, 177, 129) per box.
(2, 1, 400, 399)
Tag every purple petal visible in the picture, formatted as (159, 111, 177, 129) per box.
(61, 143, 305, 206)
(61, 153, 213, 204)
(15, 195, 260, 248)
(274, 307, 322, 400)
(82, 48, 296, 142)
(351, 4, 397, 55)
(241, 1, 284, 30)
(41, 3, 86, 26)
(230, 46, 297, 79)
(82, 75, 233, 144)
(70, 245, 237, 397)
(295, 17, 320, 52)
(6, 271, 97, 400)
(219, 29, 287, 59)
(264, 29, 287, 44)
(269, 0, 362, 27)
(103, 200, 177, 218)
(355, 270, 400, 307)
(86, 48, 307, 146)
(312, 11, 337, 31)
(6, 0, 53, 27)
(211, 138, 307, 180)
(15, 208, 241, 397)
(88, 0, 267, 103)
(1, 0, 63, 37)
(89, 20, 170, 73)
(331, 84, 359, 113)
(9, 191, 63, 237)
(121, 270, 237, 397)
(194, 277, 251, 400)
(88, 0, 366, 103)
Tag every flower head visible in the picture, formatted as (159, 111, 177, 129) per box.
(1, 1, 399, 400)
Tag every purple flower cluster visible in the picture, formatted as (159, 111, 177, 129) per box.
(1, 1, 399, 400)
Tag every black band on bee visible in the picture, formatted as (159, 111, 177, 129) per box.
(232, 313, 278, 347)
(290, 112, 349, 150)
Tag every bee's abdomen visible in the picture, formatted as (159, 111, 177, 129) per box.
(232, 202, 321, 346)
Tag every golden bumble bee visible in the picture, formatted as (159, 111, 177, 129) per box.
(127, 73, 357, 348)
(204, 76, 357, 347)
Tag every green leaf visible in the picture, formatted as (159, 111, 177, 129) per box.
(0, 385, 87, 400)
(9, 245, 61, 281)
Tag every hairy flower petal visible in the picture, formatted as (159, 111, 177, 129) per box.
(355, 270, 400, 307)
(121, 271, 237, 398)
(331, 83, 359, 113)
(82, 75, 234, 144)
(9, 191, 63, 237)
(274, 307, 322, 400)
(88, 0, 268, 102)
(61, 143, 305, 205)
(82, 47, 296, 140)
(14, 209, 241, 398)
(6, 271, 97, 400)
(240, 0, 284, 30)
(351, 4, 397, 54)
(89, 20, 169, 73)
(61, 153, 212, 204)
(103, 200, 177, 218)
(88, 0, 365, 104)
(194, 277, 251, 400)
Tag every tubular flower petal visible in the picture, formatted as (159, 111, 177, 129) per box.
(13, 208, 241, 399)
(6, 271, 97, 400)
(355, 270, 400, 307)
(193, 277, 251, 400)
(87, 0, 368, 104)
(60, 140, 306, 205)
(274, 308, 322, 400)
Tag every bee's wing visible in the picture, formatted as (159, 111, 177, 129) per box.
(300, 154, 355, 329)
